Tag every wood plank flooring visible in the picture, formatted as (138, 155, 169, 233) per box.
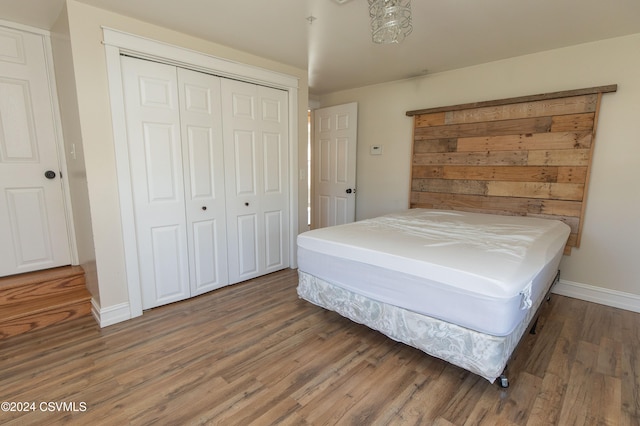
(0, 266, 91, 340)
(0, 268, 638, 425)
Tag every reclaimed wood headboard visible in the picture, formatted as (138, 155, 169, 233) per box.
(406, 85, 617, 254)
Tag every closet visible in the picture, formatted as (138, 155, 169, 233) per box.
(121, 56, 289, 309)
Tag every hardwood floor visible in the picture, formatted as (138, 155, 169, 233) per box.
(0, 266, 91, 340)
(0, 268, 638, 425)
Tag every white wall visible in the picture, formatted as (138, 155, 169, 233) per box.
(319, 34, 640, 302)
(62, 0, 308, 314)
(50, 4, 99, 303)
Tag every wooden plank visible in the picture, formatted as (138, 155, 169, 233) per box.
(410, 191, 539, 214)
(411, 179, 487, 196)
(551, 113, 595, 132)
(413, 138, 457, 153)
(409, 191, 582, 217)
(440, 165, 558, 183)
(557, 341, 599, 425)
(0, 266, 90, 340)
(413, 151, 528, 166)
(456, 132, 592, 152)
(0, 265, 85, 291)
(527, 372, 566, 426)
(557, 166, 588, 183)
(406, 84, 617, 116)
(0, 272, 86, 307)
(477, 372, 542, 425)
(412, 166, 443, 178)
(527, 149, 591, 166)
(538, 199, 583, 217)
(444, 94, 598, 125)
(0, 294, 91, 340)
(527, 214, 579, 234)
(339, 355, 425, 425)
(487, 181, 584, 201)
(414, 116, 552, 139)
(415, 112, 446, 128)
(620, 312, 640, 423)
(597, 337, 623, 377)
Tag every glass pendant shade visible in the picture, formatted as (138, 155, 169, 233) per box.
(368, 0, 413, 44)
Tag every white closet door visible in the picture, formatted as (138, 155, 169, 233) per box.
(177, 68, 228, 296)
(121, 56, 190, 309)
(222, 80, 289, 284)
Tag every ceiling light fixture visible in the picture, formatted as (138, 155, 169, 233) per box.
(368, 0, 412, 44)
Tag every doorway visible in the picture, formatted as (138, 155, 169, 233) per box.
(0, 23, 73, 277)
(310, 102, 358, 229)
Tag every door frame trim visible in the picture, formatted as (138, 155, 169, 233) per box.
(103, 27, 299, 319)
(0, 19, 79, 270)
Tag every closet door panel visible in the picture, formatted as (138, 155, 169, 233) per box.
(222, 79, 289, 284)
(236, 214, 258, 276)
(150, 225, 187, 300)
(232, 130, 257, 196)
(227, 125, 260, 282)
(191, 219, 219, 288)
(263, 132, 283, 194)
(122, 56, 190, 309)
(264, 210, 283, 269)
(143, 123, 180, 201)
(186, 126, 214, 198)
(263, 132, 285, 270)
(178, 68, 228, 295)
(258, 88, 289, 273)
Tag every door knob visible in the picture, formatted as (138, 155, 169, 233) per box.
(245, 202, 250, 206)
(44, 170, 56, 179)
(346, 188, 353, 194)
(201, 206, 207, 211)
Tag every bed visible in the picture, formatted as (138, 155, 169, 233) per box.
(296, 208, 571, 386)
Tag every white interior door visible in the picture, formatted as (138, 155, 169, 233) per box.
(122, 56, 191, 309)
(0, 25, 71, 277)
(313, 102, 358, 228)
(177, 67, 228, 296)
(222, 79, 289, 284)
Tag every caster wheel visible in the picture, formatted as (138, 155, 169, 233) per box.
(499, 376, 509, 388)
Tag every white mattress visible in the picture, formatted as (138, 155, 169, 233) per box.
(297, 209, 570, 336)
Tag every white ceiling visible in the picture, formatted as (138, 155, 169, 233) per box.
(2, 0, 640, 95)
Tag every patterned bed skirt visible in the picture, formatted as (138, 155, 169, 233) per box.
(297, 270, 546, 383)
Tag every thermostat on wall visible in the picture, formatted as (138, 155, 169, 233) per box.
(370, 145, 383, 155)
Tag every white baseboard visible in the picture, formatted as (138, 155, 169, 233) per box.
(90, 298, 132, 328)
(553, 279, 640, 314)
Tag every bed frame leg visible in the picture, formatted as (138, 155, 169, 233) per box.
(496, 270, 560, 390)
(498, 374, 509, 388)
